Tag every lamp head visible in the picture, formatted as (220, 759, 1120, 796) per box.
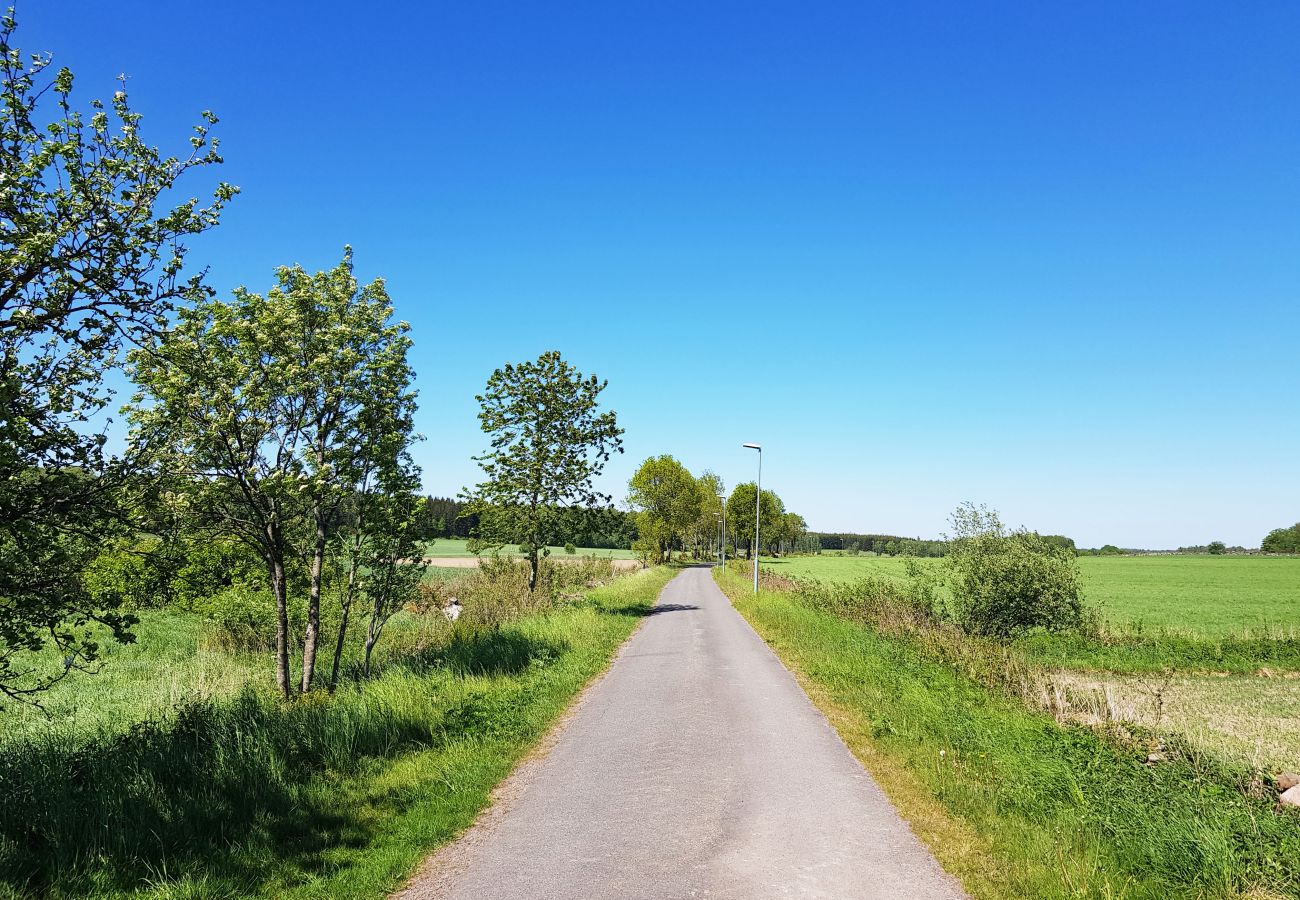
(742, 443, 761, 450)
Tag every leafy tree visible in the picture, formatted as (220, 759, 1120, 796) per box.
(0, 12, 234, 702)
(627, 455, 700, 563)
(128, 251, 418, 697)
(1206, 541, 1227, 555)
(944, 503, 1086, 639)
(686, 471, 726, 559)
(774, 512, 808, 554)
(359, 491, 426, 678)
(1261, 524, 1300, 554)
(464, 351, 623, 591)
(726, 483, 784, 558)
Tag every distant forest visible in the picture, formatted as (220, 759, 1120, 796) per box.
(414, 497, 638, 549)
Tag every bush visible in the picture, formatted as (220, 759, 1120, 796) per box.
(945, 503, 1086, 639)
(82, 538, 176, 610)
(1207, 540, 1227, 555)
(172, 537, 264, 606)
(564, 542, 576, 554)
(189, 584, 284, 651)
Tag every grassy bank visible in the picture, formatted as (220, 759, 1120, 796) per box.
(715, 567, 1300, 899)
(0, 567, 674, 899)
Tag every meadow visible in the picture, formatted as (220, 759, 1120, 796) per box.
(0, 566, 674, 898)
(763, 553, 1300, 636)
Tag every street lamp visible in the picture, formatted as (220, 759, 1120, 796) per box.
(720, 491, 727, 566)
(715, 513, 723, 568)
(743, 442, 761, 592)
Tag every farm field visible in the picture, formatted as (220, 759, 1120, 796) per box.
(421, 538, 635, 560)
(762, 553, 1300, 636)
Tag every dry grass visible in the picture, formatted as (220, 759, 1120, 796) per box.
(1046, 670, 1300, 773)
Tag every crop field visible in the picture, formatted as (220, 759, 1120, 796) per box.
(421, 538, 635, 560)
(762, 553, 1300, 636)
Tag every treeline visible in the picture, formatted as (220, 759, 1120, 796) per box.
(811, 532, 1081, 558)
(412, 497, 638, 550)
(810, 533, 948, 557)
(625, 455, 808, 563)
(1262, 523, 1300, 554)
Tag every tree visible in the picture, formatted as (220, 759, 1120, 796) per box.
(464, 351, 623, 591)
(0, 12, 234, 702)
(687, 471, 726, 559)
(1261, 524, 1300, 554)
(627, 455, 700, 563)
(774, 512, 808, 555)
(1207, 541, 1227, 555)
(359, 491, 426, 678)
(726, 483, 784, 558)
(944, 503, 1086, 639)
(128, 251, 418, 697)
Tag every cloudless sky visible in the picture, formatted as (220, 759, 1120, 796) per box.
(21, 1, 1300, 548)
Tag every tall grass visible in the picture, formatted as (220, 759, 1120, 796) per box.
(718, 567, 1300, 898)
(0, 567, 673, 899)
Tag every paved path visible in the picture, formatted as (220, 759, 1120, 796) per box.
(397, 566, 966, 900)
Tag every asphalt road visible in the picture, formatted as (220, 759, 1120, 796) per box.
(397, 565, 966, 900)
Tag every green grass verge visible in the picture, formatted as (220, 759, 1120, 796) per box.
(715, 568, 1300, 899)
(0, 567, 674, 899)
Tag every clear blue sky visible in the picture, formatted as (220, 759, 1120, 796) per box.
(24, 1, 1300, 548)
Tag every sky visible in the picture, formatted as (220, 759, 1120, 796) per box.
(21, 1, 1300, 548)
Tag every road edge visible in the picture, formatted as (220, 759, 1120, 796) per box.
(390, 567, 681, 900)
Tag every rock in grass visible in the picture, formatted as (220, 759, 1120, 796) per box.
(1277, 772, 1300, 792)
(1280, 785, 1300, 808)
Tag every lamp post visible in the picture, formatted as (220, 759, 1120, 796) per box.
(743, 442, 761, 592)
(715, 513, 723, 568)
(720, 492, 727, 566)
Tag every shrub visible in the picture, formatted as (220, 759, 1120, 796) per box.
(172, 537, 264, 606)
(82, 538, 175, 610)
(564, 542, 577, 554)
(1207, 540, 1227, 555)
(945, 503, 1086, 639)
(190, 584, 283, 651)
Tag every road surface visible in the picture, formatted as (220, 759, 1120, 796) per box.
(396, 565, 966, 900)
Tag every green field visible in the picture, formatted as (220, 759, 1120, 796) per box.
(762, 554, 1300, 636)
(421, 538, 635, 560)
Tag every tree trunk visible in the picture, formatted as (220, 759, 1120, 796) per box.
(329, 552, 359, 692)
(300, 519, 326, 693)
(527, 545, 539, 592)
(268, 526, 292, 700)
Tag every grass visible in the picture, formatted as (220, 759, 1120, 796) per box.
(420, 538, 635, 560)
(1, 608, 269, 737)
(764, 553, 1300, 637)
(0, 567, 675, 899)
(715, 567, 1300, 899)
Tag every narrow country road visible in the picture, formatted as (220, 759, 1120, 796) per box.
(396, 566, 966, 900)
